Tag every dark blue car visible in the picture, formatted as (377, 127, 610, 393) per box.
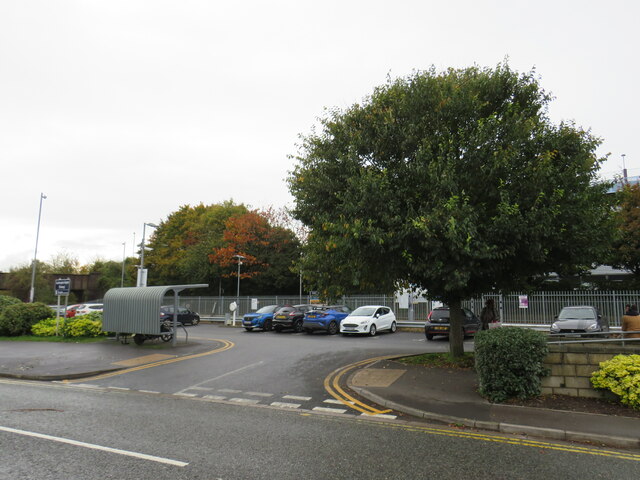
(243, 305, 282, 332)
(302, 305, 351, 335)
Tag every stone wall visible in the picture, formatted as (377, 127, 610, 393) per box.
(542, 343, 640, 398)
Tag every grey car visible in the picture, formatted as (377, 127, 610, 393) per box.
(550, 306, 609, 334)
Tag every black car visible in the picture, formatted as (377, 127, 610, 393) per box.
(424, 307, 481, 340)
(160, 306, 200, 326)
(272, 304, 316, 333)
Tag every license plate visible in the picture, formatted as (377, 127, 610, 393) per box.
(276, 315, 286, 320)
(434, 326, 448, 331)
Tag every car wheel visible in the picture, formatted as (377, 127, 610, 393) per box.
(327, 321, 338, 335)
(390, 321, 397, 333)
(192, 317, 200, 326)
(369, 324, 377, 336)
(133, 334, 145, 345)
(245, 327, 253, 332)
(426, 333, 434, 341)
(263, 320, 272, 332)
(294, 320, 304, 333)
(160, 324, 173, 342)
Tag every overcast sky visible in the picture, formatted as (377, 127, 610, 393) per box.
(1, 0, 637, 272)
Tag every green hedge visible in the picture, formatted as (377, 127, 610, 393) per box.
(591, 354, 640, 409)
(0, 295, 22, 315)
(31, 312, 105, 337)
(474, 327, 549, 403)
(0, 302, 54, 336)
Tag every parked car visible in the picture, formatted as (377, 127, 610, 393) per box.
(550, 306, 609, 335)
(242, 305, 282, 331)
(160, 306, 200, 326)
(424, 307, 481, 341)
(65, 304, 81, 318)
(340, 305, 397, 336)
(303, 305, 352, 334)
(75, 303, 104, 316)
(272, 304, 315, 333)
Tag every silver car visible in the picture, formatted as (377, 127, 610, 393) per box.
(550, 306, 609, 334)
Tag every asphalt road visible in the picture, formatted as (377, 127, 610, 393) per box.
(2, 325, 639, 479)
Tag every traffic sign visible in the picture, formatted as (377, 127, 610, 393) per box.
(55, 278, 71, 296)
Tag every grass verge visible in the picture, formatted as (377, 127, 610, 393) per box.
(398, 352, 475, 369)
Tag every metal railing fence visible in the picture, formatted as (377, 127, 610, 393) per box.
(177, 290, 640, 326)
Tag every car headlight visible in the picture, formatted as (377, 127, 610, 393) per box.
(587, 323, 599, 331)
(550, 323, 559, 332)
(360, 321, 369, 325)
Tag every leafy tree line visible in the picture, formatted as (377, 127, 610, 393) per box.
(145, 201, 302, 295)
(288, 63, 616, 357)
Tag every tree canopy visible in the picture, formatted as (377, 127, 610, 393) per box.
(289, 63, 614, 356)
(145, 201, 301, 294)
(610, 184, 640, 279)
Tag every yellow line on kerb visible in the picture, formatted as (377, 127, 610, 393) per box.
(324, 355, 398, 415)
(63, 340, 235, 383)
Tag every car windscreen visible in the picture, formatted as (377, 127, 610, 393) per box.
(558, 308, 595, 320)
(351, 307, 377, 316)
(256, 305, 278, 314)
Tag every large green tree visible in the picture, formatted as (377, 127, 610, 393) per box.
(289, 64, 614, 356)
(610, 183, 640, 279)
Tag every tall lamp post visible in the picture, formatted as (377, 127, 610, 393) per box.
(120, 242, 126, 287)
(137, 222, 158, 287)
(233, 254, 246, 310)
(29, 193, 47, 303)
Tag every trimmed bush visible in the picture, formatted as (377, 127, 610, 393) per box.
(0, 295, 22, 314)
(31, 311, 105, 337)
(0, 302, 54, 336)
(591, 354, 640, 410)
(474, 327, 549, 403)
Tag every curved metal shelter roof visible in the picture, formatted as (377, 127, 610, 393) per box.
(103, 284, 208, 343)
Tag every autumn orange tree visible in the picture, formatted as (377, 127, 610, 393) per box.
(209, 211, 301, 294)
(145, 202, 301, 294)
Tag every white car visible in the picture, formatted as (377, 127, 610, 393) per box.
(75, 303, 104, 315)
(340, 305, 397, 336)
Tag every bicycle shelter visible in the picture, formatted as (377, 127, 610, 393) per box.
(103, 284, 208, 346)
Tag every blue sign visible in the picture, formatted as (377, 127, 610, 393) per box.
(55, 278, 71, 296)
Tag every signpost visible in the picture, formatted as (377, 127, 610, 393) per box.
(54, 278, 71, 335)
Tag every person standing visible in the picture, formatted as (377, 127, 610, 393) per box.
(480, 298, 498, 330)
(621, 304, 640, 338)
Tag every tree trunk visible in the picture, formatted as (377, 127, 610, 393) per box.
(448, 298, 465, 358)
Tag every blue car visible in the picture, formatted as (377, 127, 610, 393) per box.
(242, 305, 282, 332)
(302, 305, 351, 335)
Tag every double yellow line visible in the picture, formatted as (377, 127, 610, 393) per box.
(324, 355, 398, 415)
(63, 339, 235, 383)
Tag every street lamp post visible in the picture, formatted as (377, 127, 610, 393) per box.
(137, 222, 159, 287)
(29, 193, 47, 303)
(121, 242, 126, 287)
(233, 254, 245, 314)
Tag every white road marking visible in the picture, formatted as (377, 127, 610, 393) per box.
(0, 425, 188, 467)
(218, 389, 242, 393)
(107, 387, 130, 391)
(362, 413, 397, 419)
(229, 398, 260, 404)
(312, 406, 347, 414)
(175, 392, 198, 397)
(203, 395, 227, 401)
(174, 362, 264, 395)
(244, 392, 273, 397)
(282, 395, 311, 401)
(270, 402, 301, 409)
(323, 398, 354, 405)
(74, 384, 101, 389)
(138, 390, 160, 394)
